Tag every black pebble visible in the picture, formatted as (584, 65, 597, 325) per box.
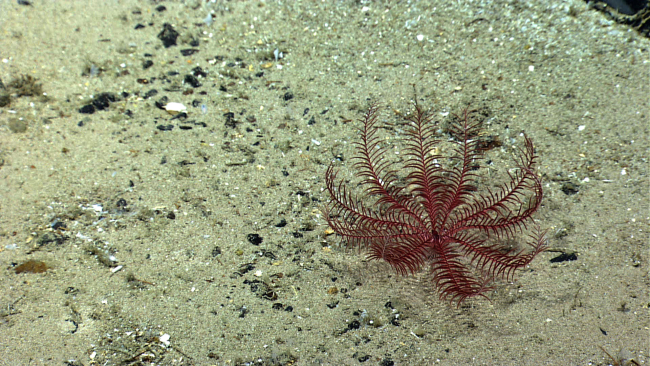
(247, 233, 263, 245)
(144, 89, 158, 99)
(156, 124, 174, 131)
(180, 49, 199, 56)
(561, 182, 580, 195)
(224, 112, 237, 128)
(550, 252, 578, 263)
(79, 104, 95, 114)
(211, 246, 222, 257)
(155, 96, 168, 109)
(51, 220, 66, 230)
(347, 320, 360, 330)
(92, 92, 118, 111)
(192, 67, 207, 78)
(157, 23, 179, 48)
(184, 74, 201, 88)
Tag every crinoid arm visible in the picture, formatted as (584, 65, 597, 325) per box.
(323, 102, 545, 306)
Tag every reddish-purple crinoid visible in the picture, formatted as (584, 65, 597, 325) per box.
(324, 103, 546, 305)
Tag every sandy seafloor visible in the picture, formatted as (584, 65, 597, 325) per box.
(0, 0, 648, 365)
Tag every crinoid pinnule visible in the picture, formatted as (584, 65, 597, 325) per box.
(324, 103, 546, 305)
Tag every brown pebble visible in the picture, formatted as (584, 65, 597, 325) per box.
(14, 260, 48, 274)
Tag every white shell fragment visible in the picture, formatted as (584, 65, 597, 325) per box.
(159, 333, 171, 346)
(164, 102, 187, 115)
(110, 265, 123, 273)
